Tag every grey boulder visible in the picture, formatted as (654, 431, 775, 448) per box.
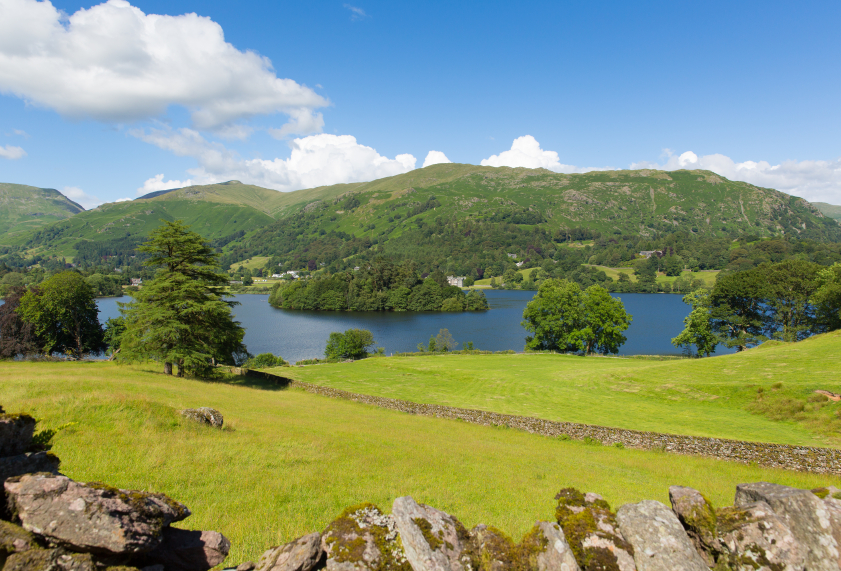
(181, 408, 224, 428)
(528, 522, 580, 571)
(3, 548, 96, 571)
(0, 451, 60, 483)
(668, 485, 720, 564)
(255, 533, 323, 571)
(0, 414, 36, 457)
(715, 501, 805, 571)
(616, 500, 707, 571)
(5, 473, 190, 555)
(321, 503, 409, 570)
(141, 527, 230, 571)
(736, 482, 839, 571)
(392, 496, 471, 571)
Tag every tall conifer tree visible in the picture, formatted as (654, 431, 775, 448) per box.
(119, 220, 247, 376)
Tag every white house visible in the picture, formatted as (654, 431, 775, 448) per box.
(446, 275, 465, 287)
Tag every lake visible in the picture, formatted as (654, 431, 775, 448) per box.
(96, 290, 736, 362)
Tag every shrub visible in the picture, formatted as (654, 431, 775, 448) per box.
(244, 353, 288, 369)
(325, 328, 376, 360)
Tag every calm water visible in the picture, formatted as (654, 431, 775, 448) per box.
(96, 291, 736, 362)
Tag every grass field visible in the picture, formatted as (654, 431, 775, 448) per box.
(278, 331, 841, 448)
(1, 361, 838, 564)
(229, 257, 271, 271)
(473, 267, 718, 288)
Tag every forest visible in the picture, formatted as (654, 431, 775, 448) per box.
(268, 259, 489, 312)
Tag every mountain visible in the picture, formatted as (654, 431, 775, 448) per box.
(7, 165, 840, 267)
(814, 202, 841, 223)
(0, 183, 84, 238)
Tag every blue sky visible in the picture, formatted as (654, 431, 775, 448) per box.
(1, 0, 840, 208)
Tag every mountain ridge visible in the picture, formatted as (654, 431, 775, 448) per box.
(0, 183, 85, 238)
(3, 165, 839, 263)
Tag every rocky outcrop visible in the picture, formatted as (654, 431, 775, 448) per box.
(554, 488, 635, 571)
(141, 528, 231, 571)
(180, 408, 224, 428)
(392, 496, 469, 571)
(321, 503, 408, 571)
(715, 501, 805, 571)
(667, 485, 720, 564)
(0, 408, 229, 571)
(255, 533, 322, 571)
(5, 473, 190, 554)
(736, 482, 840, 570)
(615, 500, 707, 571)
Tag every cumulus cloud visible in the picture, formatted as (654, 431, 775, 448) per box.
(422, 150, 452, 168)
(136, 173, 195, 196)
(481, 135, 612, 173)
(132, 128, 416, 192)
(267, 108, 325, 139)
(59, 186, 101, 209)
(0, 0, 328, 133)
(631, 150, 841, 204)
(0, 144, 26, 159)
(114, 197, 132, 202)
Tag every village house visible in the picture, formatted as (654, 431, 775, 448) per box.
(446, 275, 465, 287)
(130, 278, 142, 286)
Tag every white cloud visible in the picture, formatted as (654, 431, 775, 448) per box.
(132, 128, 416, 192)
(0, 144, 26, 159)
(343, 4, 368, 20)
(136, 173, 194, 195)
(12, 129, 29, 137)
(114, 197, 132, 202)
(631, 151, 841, 204)
(267, 108, 325, 139)
(481, 135, 612, 173)
(422, 150, 452, 168)
(0, 0, 328, 133)
(60, 186, 101, 209)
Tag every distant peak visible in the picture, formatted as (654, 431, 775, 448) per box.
(220, 180, 242, 185)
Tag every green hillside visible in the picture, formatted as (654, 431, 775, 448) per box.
(218, 164, 841, 273)
(7, 166, 840, 268)
(0, 183, 84, 238)
(4, 181, 280, 258)
(815, 201, 841, 222)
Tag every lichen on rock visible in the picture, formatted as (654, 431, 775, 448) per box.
(321, 502, 410, 571)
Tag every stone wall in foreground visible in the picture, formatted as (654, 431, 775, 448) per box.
(244, 369, 841, 475)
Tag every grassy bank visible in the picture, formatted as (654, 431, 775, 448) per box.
(1, 361, 838, 564)
(279, 331, 841, 448)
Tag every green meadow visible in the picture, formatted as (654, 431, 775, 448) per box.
(279, 330, 841, 448)
(1, 360, 838, 564)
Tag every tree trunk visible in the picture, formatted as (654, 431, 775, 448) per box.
(107, 348, 120, 362)
(177, 359, 184, 377)
(164, 362, 173, 375)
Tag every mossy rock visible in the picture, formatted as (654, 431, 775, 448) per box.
(554, 487, 633, 571)
(321, 503, 410, 571)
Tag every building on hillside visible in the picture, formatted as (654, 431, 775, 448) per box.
(130, 278, 142, 286)
(639, 250, 663, 258)
(283, 271, 299, 278)
(516, 261, 524, 267)
(507, 253, 517, 259)
(354, 266, 360, 271)
(229, 280, 243, 285)
(446, 275, 465, 287)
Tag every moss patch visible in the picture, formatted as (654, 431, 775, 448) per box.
(811, 487, 829, 499)
(413, 517, 443, 551)
(323, 503, 410, 571)
(554, 487, 631, 571)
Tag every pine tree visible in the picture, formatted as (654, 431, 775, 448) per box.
(119, 220, 247, 376)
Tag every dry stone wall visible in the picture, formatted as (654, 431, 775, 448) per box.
(244, 370, 841, 475)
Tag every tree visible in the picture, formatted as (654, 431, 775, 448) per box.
(434, 328, 458, 352)
(570, 285, 631, 355)
(325, 328, 376, 360)
(813, 262, 841, 331)
(522, 279, 584, 352)
(119, 220, 247, 376)
(709, 269, 769, 350)
(763, 260, 822, 341)
(0, 287, 40, 359)
(664, 255, 684, 277)
(672, 289, 719, 357)
(17, 272, 104, 358)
